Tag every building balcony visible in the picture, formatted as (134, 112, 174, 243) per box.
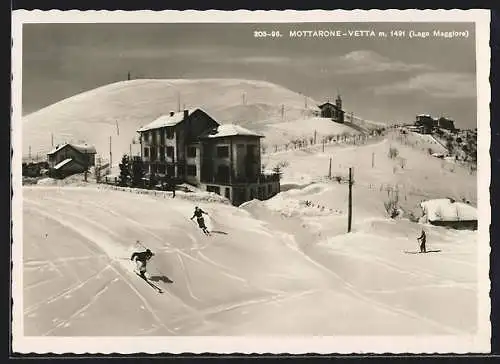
(200, 173, 279, 186)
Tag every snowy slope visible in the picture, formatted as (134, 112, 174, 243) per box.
(22, 79, 379, 164)
(22, 79, 315, 160)
(23, 185, 477, 336)
(263, 131, 477, 215)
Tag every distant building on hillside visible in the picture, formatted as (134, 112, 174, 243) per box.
(47, 142, 96, 178)
(136, 108, 280, 205)
(415, 114, 434, 134)
(415, 114, 456, 133)
(436, 116, 455, 131)
(318, 95, 345, 123)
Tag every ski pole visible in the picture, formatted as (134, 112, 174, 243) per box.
(135, 240, 148, 250)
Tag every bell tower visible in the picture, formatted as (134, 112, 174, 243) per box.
(335, 94, 342, 110)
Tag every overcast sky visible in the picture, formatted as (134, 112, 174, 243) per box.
(22, 22, 477, 128)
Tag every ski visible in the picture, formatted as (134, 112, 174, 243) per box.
(135, 272, 163, 293)
(404, 250, 442, 254)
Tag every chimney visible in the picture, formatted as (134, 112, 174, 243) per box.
(170, 111, 175, 117)
(183, 109, 189, 119)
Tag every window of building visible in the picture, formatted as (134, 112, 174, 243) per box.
(160, 130, 165, 145)
(217, 165, 230, 183)
(166, 147, 174, 158)
(158, 164, 166, 174)
(177, 164, 185, 176)
(187, 147, 197, 158)
(225, 187, 231, 200)
(207, 185, 221, 195)
(150, 147, 157, 161)
(217, 146, 229, 158)
(166, 128, 174, 139)
(268, 184, 271, 194)
(187, 164, 197, 176)
(144, 147, 149, 158)
(237, 144, 244, 149)
(159, 146, 165, 161)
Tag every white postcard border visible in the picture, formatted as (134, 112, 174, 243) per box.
(11, 9, 491, 354)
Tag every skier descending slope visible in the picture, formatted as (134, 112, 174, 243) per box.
(191, 206, 210, 236)
(131, 248, 154, 278)
(130, 247, 163, 293)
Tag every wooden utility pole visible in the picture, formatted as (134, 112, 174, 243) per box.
(328, 157, 332, 179)
(177, 91, 181, 112)
(322, 138, 325, 153)
(109, 136, 112, 172)
(116, 120, 120, 136)
(127, 71, 131, 81)
(348, 167, 353, 233)
(372, 152, 375, 168)
(84, 151, 88, 182)
(29, 146, 31, 161)
(314, 130, 317, 145)
(51, 133, 54, 147)
(130, 144, 132, 158)
(281, 104, 285, 120)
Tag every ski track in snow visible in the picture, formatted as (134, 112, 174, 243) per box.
(24, 264, 111, 315)
(26, 193, 245, 318)
(263, 228, 467, 335)
(176, 255, 201, 302)
(23, 187, 476, 335)
(24, 254, 109, 267)
(43, 283, 111, 336)
(24, 200, 176, 334)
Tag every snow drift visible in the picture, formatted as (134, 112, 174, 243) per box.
(420, 198, 477, 222)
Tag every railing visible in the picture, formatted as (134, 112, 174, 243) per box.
(200, 173, 279, 185)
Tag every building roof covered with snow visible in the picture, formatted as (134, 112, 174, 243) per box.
(199, 124, 264, 139)
(420, 198, 477, 222)
(137, 109, 194, 132)
(47, 143, 97, 155)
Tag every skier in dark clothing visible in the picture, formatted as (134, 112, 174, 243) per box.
(191, 206, 209, 235)
(131, 248, 154, 278)
(417, 229, 427, 253)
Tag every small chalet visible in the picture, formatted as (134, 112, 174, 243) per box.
(318, 95, 345, 123)
(137, 108, 280, 206)
(47, 143, 96, 178)
(419, 198, 477, 230)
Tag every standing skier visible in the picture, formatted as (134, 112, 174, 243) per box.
(417, 229, 427, 253)
(131, 248, 155, 278)
(191, 206, 209, 235)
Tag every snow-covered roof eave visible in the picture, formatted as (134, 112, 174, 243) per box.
(198, 124, 264, 139)
(48, 143, 96, 155)
(53, 158, 73, 170)
(137, 109, 197, 133)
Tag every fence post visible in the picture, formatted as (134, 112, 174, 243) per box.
(348, 167, 353, 233)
